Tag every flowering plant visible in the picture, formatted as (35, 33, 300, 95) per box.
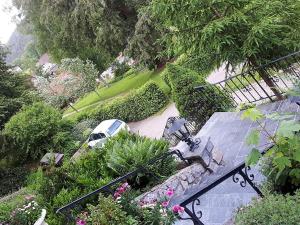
(9, 200, 42, 225)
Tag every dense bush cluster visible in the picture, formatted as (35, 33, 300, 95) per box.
(164, 64, 233, 128)
(235, 191, 300, 225)
(2, 102, 78, 163)
(79, 81, 169, 122)
(24, 131, 176, 224)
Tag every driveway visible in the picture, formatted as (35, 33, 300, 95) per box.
(128, 102, 179, 139)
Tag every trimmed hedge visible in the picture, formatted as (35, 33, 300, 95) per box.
(79, 81, 169, 122)
(164, 64, 233, 128)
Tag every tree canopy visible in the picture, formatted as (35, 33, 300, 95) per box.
(12, 0, 149, 70)
(150, 0, 300, 71)
(0, 45, 32, 128)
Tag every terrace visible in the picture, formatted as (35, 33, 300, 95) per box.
(56, 52, 300, 225)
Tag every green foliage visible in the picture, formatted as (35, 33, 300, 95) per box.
(243, 108, 300, 191)
(3, 102, 77, 163)
(241, 108, 264, 121)
(64, 69, 169, 118)
(0, 166, 30, 197)
(235, 191, 300, 225)
(164, 64, 232, 128)
(245, 148, 261, 166)
(106, 131, 171, 176)
(0, 45, 32, 129)
(150, 0, 300, 71)
(126, 9, 166, 69)
(87, 195, 138, 225)
(84, 81, 169, 123)
(12, 0, 148, 69)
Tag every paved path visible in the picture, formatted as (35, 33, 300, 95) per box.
(128, 102, 179, 139)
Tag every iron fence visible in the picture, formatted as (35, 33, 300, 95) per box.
(55, 149, 190, 223)
(195, 51, 300, 106)
(177, 145, 273, 225)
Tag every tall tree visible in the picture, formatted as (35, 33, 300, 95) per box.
(150, 0, 300, 98)
(126, 8, 167, 69)
(12, 0, 145, 70)
(0, 45, 31, 128)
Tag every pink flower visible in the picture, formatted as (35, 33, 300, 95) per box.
(113, 192, 121, 199)
(121, 182, 129, 189)
(172, 205, 185, 214)
(76, 219, 86, 225)
(166, 188, 174, 197)
(161, 201, 169, 208)
(117, 186, 126, 194)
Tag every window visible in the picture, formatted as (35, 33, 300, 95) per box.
(89, 133, 106, 141)
(107, 120, 122, 136)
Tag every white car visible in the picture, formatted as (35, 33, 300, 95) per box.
(88, 119, 130, 149)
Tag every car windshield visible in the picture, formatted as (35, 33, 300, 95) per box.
(89, 133, 106, 141)
(107, 120, 122, 136)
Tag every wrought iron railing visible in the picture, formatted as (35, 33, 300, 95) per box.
(55, 149, 190, 223)
(196, 51, 300, 106)
(177, 145, 273, 225)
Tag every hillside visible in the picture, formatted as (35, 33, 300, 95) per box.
(5, 29, 32, 64)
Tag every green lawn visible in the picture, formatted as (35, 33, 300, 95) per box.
(64, 69, 170, 116)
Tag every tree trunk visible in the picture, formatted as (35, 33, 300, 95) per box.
(249, 58, 284, 100)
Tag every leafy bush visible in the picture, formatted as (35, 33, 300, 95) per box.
(235, 191, 300, 225)
(85, 194, 138, 225)
(85, 81, 169, 122)
(242, 108, 300, 193)
(165, 64, 232, 128)
(106, 131, 171, 176)
(3, 102, 78, 163)
(0, 166, 31, 197)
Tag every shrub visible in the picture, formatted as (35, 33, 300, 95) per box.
(234, 191, 300, 225)
(88, 81, 169, 122)
(3, 102, 78, 163)
(0, 166, 30, 197)
(106, 132, 170, 175)
(164, 64, 233, 128)
(84, 194, 138, 225)
(3, 102, 62, 161)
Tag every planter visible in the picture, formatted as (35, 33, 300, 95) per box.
(34, 209, 48, 225)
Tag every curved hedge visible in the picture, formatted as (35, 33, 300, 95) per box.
(79, 81, 169, 122)
(164, 64, 233, 128)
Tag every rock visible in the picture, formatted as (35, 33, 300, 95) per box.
(212, 147, 224, 165)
